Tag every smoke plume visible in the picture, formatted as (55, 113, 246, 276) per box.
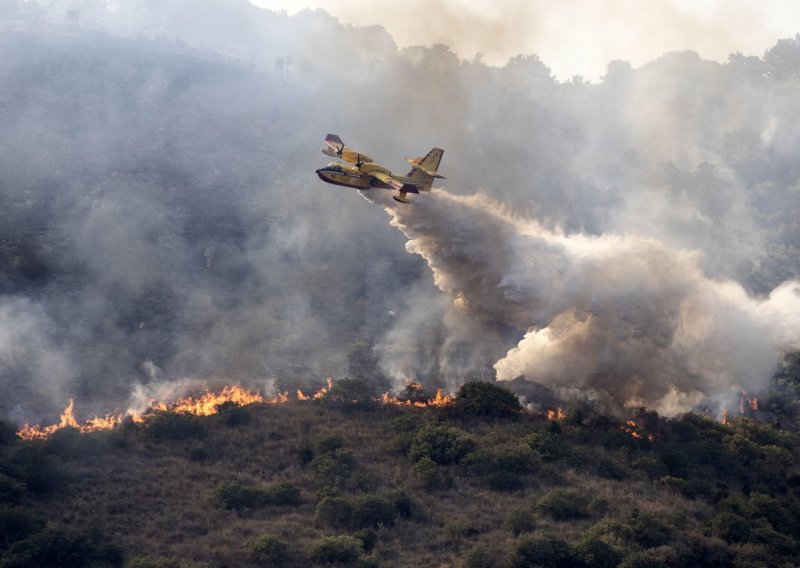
(364, 189, 800, 415)
(1, 0, 800, 420)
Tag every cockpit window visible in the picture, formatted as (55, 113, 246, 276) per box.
(327, 162, 342, 172)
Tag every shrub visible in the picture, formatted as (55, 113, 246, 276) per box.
(214, 481, 301, 510)
(1, 526, 122, 568)
(575, 536, 623, 568)
(127, 557, 205, 568)
(443, 518, 478, 541)
(142, 411, 207, 442)
(505, 507, 536, 535)
(317, 435, 345, 454)
(452, 382, 522, 418)
(627, 512, 672, 549)
(315, 496, 353, 528)
(632, 456, 669, 480)
(0, 418, 18, 446)
(408, 423, 476, 465)
(618, 549, 670, 568)
(312, 448, 356, 488)
(244, 533, 289, 566)
(463, 545, 500, 568)
(307, 535, 362, 565)
(353, 529, 378, 553)
(464, 445, 539, 477)
(537, 488, 592, 520)
(397, 382, 429, 404)
(216, 401, 252, 427)
(510, 535, 579, 568)
(387, 490, 414, 518)
(483, 471, 525, 491)
(324, 379, 375, 404)
(0, 507, 44, 551)
(709, 511, 751, 543)
(659, 476, 688, 495)
(413, 456, 449, 489)
(0, 473, 25, 505)
(351, 495, 397, 528)
(523, 432, 571, 462)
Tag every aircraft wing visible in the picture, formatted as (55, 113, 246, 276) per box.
(369, 171, 418, 193)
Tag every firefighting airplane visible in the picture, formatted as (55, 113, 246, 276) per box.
(316, 134, 445, 203)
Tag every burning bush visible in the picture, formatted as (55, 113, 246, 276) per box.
(306, 535, 362, 565)
(323, 378, 376, 408)
(244, 533, 289, 566)
(452, 382, 522, 419)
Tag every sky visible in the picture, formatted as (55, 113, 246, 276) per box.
(250, 0, 800, 80)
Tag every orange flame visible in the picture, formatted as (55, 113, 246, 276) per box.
(621, 419, 653, 441)
(721, 408, 729, 425)
(381, 387, 454, 408)
(547, 407, 566, 421)
(18, 378, 459, 441)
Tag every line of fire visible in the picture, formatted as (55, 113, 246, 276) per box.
(17, 380, 763, 442)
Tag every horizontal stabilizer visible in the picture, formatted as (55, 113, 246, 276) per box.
(400, 183, 419, 194)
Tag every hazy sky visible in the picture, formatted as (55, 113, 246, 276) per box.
(251, 0, 800, 80)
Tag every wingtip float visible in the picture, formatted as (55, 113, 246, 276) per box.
(316, 134, 445, 204)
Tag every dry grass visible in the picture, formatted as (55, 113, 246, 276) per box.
(19, 402, 716, 567)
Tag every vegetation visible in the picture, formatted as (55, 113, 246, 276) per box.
(2, 378, 800, 566)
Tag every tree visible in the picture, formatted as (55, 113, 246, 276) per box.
(452, 382, 522, 419)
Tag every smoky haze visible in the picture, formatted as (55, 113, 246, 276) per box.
(1, 0, 799, 420)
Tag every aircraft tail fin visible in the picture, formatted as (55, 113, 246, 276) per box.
(405, 148, 445, 191)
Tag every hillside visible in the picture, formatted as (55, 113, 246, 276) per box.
(2, 377, 800, 568)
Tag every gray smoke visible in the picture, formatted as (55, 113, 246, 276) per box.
(365, 190, 800, 415)
(1, 0, 800, 420)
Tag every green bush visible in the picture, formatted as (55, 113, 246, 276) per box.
(537, 488, 592, 520)
(0, 418, 18, 446)
(0, 473, 25, 505)
(315, 496, 353, 528)
(216, 401, 252, 427)
(413, 456, 449, 489)
(618, 549, 670, 568)
(575, 536, 622, 568)
(632, 457, 669, 480)
(244, 533, 289, 566)
(351, 495, 397, 528)
(312, 448, 356, 488)
(307, 535, 362, 565)
(464, 445, 539, 477)
(443, 518, 478, 541)
(1, 526, 122, 568)
(353, 528, 378, 553)
(142, 411, 208, 442)
(408, 422, 476, 465)
(214, 481, 301, 510)
(324, 379, 375, 405)
(505, 506, 536, 535)
(627, 512, 672, 549)
(452, 382, 522, 418)
(317, 435, 345, 454)
(463, 545, 500, 568)
(387, 490, 414, 518)
(523, 432, 571, 462)
(510, 535, 579, 568)
(709, 511, 751, 543)
(0, 507, 44, 551)
(127, 557, 205, 568)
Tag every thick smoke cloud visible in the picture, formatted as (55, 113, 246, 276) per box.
(1, 0, 800, 420)
(365, 190, 800, 415)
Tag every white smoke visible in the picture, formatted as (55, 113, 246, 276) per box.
(365, 189, 800, 416)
